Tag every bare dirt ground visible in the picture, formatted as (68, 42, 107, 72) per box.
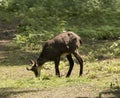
(0, 40, 11, 59)
(0, 31, 14, 65)
(0, 31, 11, 61)
(0, 84, 120, 98)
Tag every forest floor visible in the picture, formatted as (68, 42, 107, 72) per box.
(0, 31, 120, 98)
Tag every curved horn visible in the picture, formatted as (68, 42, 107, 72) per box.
(30, 59, 35, 64)
(26, 60, 35, 71)
(30, 59, 36, 66)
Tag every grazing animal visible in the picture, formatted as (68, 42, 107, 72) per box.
(27, 31, 83, 77)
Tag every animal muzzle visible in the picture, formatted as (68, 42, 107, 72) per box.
(26, 67, 31, 71)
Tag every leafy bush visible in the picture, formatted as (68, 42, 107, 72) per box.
(1, 0, 120, 51)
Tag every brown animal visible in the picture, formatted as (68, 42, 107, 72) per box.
(27, 31, 83, 77)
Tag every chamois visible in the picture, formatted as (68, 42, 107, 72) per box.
(27, 31, 83, 77)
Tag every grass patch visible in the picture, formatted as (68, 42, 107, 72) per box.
(0, 58, 120, 98)
(0, 58, 119, 89)
(0, 38, 120, 97)
(0, 72, 90, 89)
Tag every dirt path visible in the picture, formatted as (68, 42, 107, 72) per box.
(0, 84, 119, 98)
(0, 31, 14, 64)
(0, 40, 11, 59)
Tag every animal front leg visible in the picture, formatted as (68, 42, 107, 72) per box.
(54, 57, 60, 77)
(66, 54, 74, 77)
(73, 50, 83, 76)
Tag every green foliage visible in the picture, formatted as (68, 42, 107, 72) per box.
(7, 0, 120, 31)
(80, 39, 120, 61)
(0, 0, 120, 52)
(110, 78, 120, 89)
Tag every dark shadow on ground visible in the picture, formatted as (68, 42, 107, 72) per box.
(0, 31, 40, 66)
(0, 31, 15, 40)
(0, 87, 42, 98)
(98, 89, 120, 98)
(0, 45, 39, 67)
(0, 47, 39, 66)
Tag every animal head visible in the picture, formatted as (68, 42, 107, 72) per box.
(26, 60, 40, 77)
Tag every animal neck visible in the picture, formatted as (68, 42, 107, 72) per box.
(37, 57, 46, 67)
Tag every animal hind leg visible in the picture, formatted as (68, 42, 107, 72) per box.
(73, 50, 83, 76)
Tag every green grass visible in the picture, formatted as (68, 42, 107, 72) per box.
(0, 39, 120, 97)
(0, 65, 89, 89)
(0, 59, 119, 89)
(0, 40, 120, 90)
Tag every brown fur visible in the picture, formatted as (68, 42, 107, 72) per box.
(27, 31, 83, 77)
